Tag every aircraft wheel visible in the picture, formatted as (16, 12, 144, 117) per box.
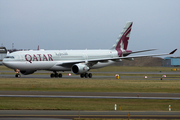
(50, 73, 54, 78)
(85, 73, 88, 78)
(59, 73, 62, 78)
(80, 73, 84, 78)
(55, 73, 59, 78)
(15, 74, 21, 78)
(88, 73, 92, 78)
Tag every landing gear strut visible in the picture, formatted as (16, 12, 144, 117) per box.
(14, 69, 21, 78)
(50, 71, 62, 78)
(80, 73, 92, 78)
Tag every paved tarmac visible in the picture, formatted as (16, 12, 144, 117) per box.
(0, 74, 180, 80)
(1, 70, 180, 79)
(0, 91, 180, 100)
(1, 91, 180, 97)
(1, 70, 180, 74)
(0, 110, 180, 119)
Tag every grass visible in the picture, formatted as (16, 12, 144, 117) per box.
(91, 66, 180, 72)
(0, 97, 179, 111)
(0, 66, 12, 71)
(0, 78, 180, 93)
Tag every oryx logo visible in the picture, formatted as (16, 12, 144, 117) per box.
(116, 22, 132, 57)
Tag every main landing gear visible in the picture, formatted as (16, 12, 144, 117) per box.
(80, 73, 92, 78)
(50, 71, 62, 78)
(50, 71, 93, 78)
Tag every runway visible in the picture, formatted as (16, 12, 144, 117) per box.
(1, 69, 180, 80)
(0, 110, 180, 119)
(1, 73, 180, 80)
(0, 91, 180, 100)
(1, 70, 180, 74)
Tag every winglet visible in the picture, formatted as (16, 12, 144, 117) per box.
(169, 49, 177, 54)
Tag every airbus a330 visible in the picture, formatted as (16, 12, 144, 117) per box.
(2, 22, 177, 78)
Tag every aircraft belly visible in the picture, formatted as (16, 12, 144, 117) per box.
(7, 61, 55, 70)
(48, 66, 71, 71)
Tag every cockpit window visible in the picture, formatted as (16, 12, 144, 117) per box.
(5, 56, 14, 58)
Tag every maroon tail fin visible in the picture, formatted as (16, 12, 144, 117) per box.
(111, 21, 133, 57)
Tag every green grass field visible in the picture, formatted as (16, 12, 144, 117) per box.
(92, 66, 180, 72)
(0, 78, 180, 93)
(0, 66, 180, 111)
(0, 97, 179, 111)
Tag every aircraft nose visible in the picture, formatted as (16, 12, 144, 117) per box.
(2, 59, 17, 70)
(2, 59, 6, 66)
(2, 59, 10, 67)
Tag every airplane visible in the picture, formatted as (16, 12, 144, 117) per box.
(2, 21, 177, 78)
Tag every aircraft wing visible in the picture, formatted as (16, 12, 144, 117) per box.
(57, 49, 177, 67)
(121, 48, 177, 59)
(57, 60, 85, 68)
(89, 49, 177, 62)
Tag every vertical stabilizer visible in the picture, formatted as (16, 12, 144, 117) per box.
(111, 21, 133, 57)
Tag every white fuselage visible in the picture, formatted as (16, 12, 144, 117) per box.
(3, 49, 119, 71)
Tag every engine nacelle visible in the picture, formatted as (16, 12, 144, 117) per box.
(20, 70, 36, 75)
(71, 64, 89, 74)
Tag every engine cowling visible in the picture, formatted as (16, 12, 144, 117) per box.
(71, 64, 89, 74)
(20, 70, 36, 75)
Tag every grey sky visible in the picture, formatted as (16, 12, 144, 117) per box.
(0, 0, 180, 57)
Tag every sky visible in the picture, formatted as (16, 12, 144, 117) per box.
(0, 0, 180, 57)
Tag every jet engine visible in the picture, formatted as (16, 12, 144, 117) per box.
(71, 64, 89, 74)
(20, 70, 36, 75)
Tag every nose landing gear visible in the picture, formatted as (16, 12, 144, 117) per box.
(14, 69, 21, 78)
(15, 73, 21, 78)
